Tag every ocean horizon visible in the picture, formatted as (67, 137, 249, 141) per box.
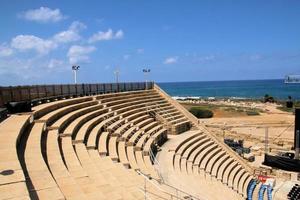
(157, 79, 300, 100)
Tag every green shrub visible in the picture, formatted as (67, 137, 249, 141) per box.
(264, 94, 275, 103)
(189, 107, 214, 118)
(246, 110, 260, 116)
(277, 106, 294, 113)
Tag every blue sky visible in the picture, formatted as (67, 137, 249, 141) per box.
(0, 0, 300, 85)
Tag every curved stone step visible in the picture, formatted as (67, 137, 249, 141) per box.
(39, 100, 95, 126)
(205, 150, 226, 174)
(87, 115, 120, 149)
(216, 157, 235, 181)
(211, 153, 230, 178)
(33, 96, 92, 119)
(135, 125, 162, 150)
(47, 130, 87, 199)
(51, 102, 100, 132)
(199, 147, 222, 173)
(222, 161, 239, 184)
(24, 123, 64, 199)
(227, 164, 242, 188)
(0, 115, 31, 199)
(127, 146, 139, 170)
(243, 176, 254, 198)
(233, 169, 247, 192)
(63, 107, 109, 136)
(191, 142, 217, 175)
(173, 133, 204, 171)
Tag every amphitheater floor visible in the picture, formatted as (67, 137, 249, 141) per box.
(157, 130, 244, 200)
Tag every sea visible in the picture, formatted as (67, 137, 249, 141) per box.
(157, 79, 300, 101)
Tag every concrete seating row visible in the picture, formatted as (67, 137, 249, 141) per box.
(33, 96, 93, 119)
(1, 88, 193, 199)
(74, 99, 168, 160)
(24, 122, 64, 199)
(66, 90, 181, 198)
(95, 90, 154, 102)
(37, 100, 97, 126)
(47, 130, 88, 199)
(51, 103, 103, 132)
(172, 132, 254, 198)
(59, 90, 184, 197)
(85, 92, 172, 179)
(13, 95, 107, 199)
(44, 94, 169, 198)
(0, 115, 31, 200)
(73, 96, 166, 144)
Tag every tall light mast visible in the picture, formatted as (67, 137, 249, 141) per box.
(114, 69, 120, 84)
(142, 68, 151, 89)
(72, 65, 80, 84)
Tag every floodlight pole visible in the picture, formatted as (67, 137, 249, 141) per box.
(114, 69, 120, 84)
(72, 65, 80, 84)
(74, 70, 77, 84)
(296, 130, 300, 160)
(143, 69, 150, 90)
(265, 127, 269, 154)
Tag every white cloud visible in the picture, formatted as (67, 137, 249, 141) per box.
(0, 44, 13, 57)
(123, 54, 130, 60)
(20, 7, 66, 23)
(48, 59, 65, 69)
(249, 54, 262, 61)
(69, 21, 87, 31)
(115, 30, 124, 39)
(0, 56, 51, 79)
(10, 21, 86, 55)
(67, 45, 96, 64)
(198, 55, 215, 62)
(0, 55, 70, 83)
(137, 48, 144, 54)
(88, 29, 124, 43)
(11, 35, 57, 54)
(53, 30, 81, 43)
(164, 56, 178, 64)
(186, 53, 217, 63)
(53, 21, 86, 43)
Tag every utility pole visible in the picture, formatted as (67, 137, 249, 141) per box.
(142, 69, 150, 89)
(72, 65, 80, 84)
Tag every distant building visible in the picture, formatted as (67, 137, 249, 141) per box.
(285, 74, 300, 84)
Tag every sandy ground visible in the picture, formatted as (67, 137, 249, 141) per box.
(181, 100, 295, 151)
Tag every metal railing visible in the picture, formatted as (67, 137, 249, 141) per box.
(154, 84, 254, 174)
(147, 104, 172, 130)
(149, 147, 165, 182)
(137, 170, 203, 200)
(0, 82, 154, 108)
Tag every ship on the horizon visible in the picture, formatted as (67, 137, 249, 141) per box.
(284, 74, 300, 84)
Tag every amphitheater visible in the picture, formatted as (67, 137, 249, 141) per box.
(0, 82, 279, 200)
